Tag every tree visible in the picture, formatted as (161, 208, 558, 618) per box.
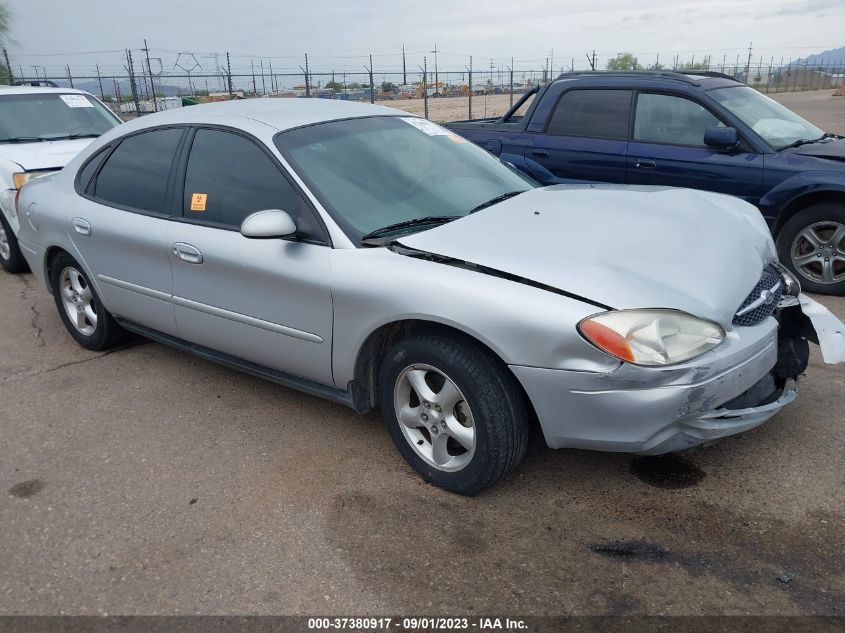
(606, 53, 642, 71)
(678, 60, 709, 71)
(380, 81, 396, 93)
(324, 81, 343, 93)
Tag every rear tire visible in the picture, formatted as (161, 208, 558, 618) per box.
(378, 331, 528, 495)
(0, 212, 29, 274)
(776, 203, 845, 295)
(50, 252, 126, 351)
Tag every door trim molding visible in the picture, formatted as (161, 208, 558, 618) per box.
(97, 275, 172, 302)
(172, 295, 324, 344)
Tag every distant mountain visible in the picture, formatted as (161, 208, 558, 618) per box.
(789, 46, 845, 67)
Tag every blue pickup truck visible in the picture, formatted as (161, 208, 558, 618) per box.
(445, 71, 845, 295)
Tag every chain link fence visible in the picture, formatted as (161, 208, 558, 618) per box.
(6, 61, 845, 122)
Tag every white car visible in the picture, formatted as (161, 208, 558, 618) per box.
(0, 85, 121, 272)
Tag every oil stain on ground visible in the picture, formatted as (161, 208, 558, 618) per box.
(8, 479, 44, 498)
(630, 454, 706, 489)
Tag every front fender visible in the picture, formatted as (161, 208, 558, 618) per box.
(329, 248, 619, 388)
(759, 171, 845, 229)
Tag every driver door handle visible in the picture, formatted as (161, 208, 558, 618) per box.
(532, 150, 550, 158)
(172, 242, 203, 264)
(635, 159, 657, 169)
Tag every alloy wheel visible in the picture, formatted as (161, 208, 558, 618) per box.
(0, 226, 9, 261)
(393, 364, 476, 472)
(790, 221, 845, 285)
(59, 266, 98, 336)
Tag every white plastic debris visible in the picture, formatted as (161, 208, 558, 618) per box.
(799, 293, 845, 364)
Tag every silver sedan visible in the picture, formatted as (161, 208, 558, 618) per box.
(15, 99, 845, 494)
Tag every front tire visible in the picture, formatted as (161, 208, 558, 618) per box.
(50, 252, 126, 350)
(378, 331, 528, 495)
(776, 203, 845, 295)
(0, 213, 28, 274)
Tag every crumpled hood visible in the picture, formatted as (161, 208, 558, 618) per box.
(398, 185, 777, 327)
(790, 137, 845, 161)
(0, 138, 95, 171)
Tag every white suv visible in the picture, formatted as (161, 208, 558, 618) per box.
(0, 85, 121, 272)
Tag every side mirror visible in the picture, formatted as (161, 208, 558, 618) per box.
(704, 126, 739, 151)
(240, 209, 297, 239)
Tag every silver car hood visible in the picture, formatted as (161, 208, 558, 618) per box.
(398, 185, 777, 327)
(0, 138, 95, 171)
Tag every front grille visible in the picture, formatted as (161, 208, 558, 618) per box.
(733, 265, 783, 327)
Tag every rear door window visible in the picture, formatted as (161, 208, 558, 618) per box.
(546, 89, 633, 139)
(92, 128, 184, 213)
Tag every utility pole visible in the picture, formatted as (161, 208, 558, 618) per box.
(66, 65, 74, 88)
(2, 49, 12, 85)
(142, 39, 158, 111)
(402, 45, 407, 85)
(260, 60, 266, 95)
(226, 52, 233, 96)
(746, 41, 753, 74)
(585, 51, 595, 71)
(305, 53, 310, 97)
(466, 56, 473, 120)
(251, 60, 257, 95)
(125, 49, 141, 117)
(421, 57, 428, 119)
(431, 44, 438, 96)
(366, 54, 374, 104)
(269, 60, 275, 93)
(96, 64, 105, 101)
(507, 58, 514, 108)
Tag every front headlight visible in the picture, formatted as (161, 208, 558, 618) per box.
(578, 309, 725, 366)
(13, 170, 56, 190)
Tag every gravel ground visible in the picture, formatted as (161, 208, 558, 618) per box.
(0, 90, 843, 617)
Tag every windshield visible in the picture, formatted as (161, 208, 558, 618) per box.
(275, 116, 537, 243)
(0, 93, 119, 143)
(709, 85, 823, 150)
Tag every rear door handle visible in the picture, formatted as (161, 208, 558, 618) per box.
(172, 242, 203, 264)
(635, 159, 657, 169)
(71, 218, 91, 236)
(532, 150, 550, 159)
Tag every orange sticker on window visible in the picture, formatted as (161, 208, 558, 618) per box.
(190, 193, 207, 211)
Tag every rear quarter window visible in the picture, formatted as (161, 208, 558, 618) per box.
(546, 89, 633, 140)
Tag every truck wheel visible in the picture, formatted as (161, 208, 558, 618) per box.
(378, 331, 528, 495)
(0, 213, 29, 274)
(776, 203, 845, 295)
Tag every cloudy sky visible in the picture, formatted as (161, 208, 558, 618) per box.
(4, 0, 844, 76)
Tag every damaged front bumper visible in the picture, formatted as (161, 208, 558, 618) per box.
(511, 291, 843, 455)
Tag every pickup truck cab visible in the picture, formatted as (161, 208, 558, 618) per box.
(445, 71, 845, 295)
(0, 85, 121, 273)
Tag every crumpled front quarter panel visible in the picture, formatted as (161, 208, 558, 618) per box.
(329, 248, 619, 387)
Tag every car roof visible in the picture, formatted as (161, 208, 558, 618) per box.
(553, 70, 741, 89)
(0, 85, 93, 96)
(124, 98, 412, 133)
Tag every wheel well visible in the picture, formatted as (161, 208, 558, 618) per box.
(353, 319, 530, 412)
(773, 190, 845, 236)
(43, 246, 68, 293)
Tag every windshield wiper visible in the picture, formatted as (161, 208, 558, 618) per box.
(47, 133, 101, 140)
(360, 215, 460, 245)
(0, 136, 46, 143)
(778, 135, 829, 151)
(468, 190, 526, 214)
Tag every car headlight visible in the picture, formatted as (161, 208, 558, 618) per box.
(578, 309, 725, 366)
(12, 170, 55, 190)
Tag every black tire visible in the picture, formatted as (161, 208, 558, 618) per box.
(0, 212, 29, 274)
(50, 252, 126, 351)
(378, 330, 529, 495)
(776, 203, 845, 295)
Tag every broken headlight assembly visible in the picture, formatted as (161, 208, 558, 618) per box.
(578, 309, 725, 366)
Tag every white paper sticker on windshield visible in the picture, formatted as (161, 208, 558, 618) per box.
(60, 94, 94, 108)
(400, 117, 450, 136)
